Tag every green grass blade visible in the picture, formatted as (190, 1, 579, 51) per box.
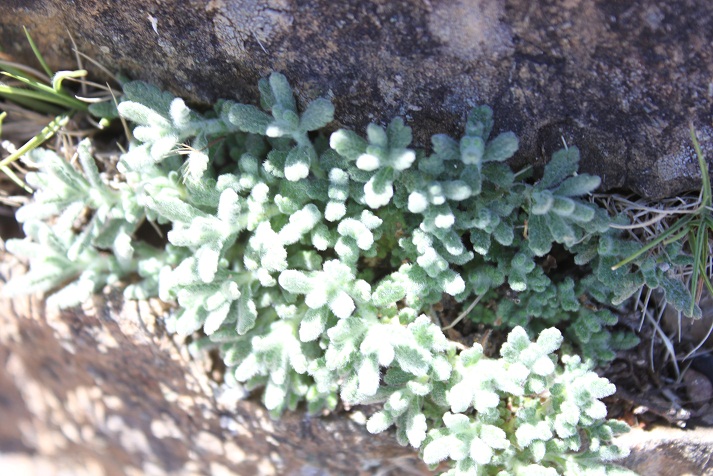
(1, 72, 87, 110)
(23, 26, 53, 79)
(702, 272, 713, 301)
(0, 93, 63, 115)
(662, 224, 695, 247)
(0, 111, 32, 192)
(0, 113, 69, 169)
(690, 126, 711, 206)
(0, 59, 49, 82)
(52, 69, 87, 93)
(0, 61, 36, 81)
(689, 223, 707, 314)
(612, 215, 695, 270)
(0, 164, 32, 192)
(0, 86, 68, 111)
(1, 70, 54, 92)
(0, 84, 85, 111)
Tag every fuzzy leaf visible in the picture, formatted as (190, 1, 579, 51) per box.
(484, 132, 518, 162)
(423, 435, 459, 465)
(330, 129, 367, 160)
(466, 105, 494, 139)
(527, 214, 552, 256)
(460, 136, 485, 165)
(118, 101, 169, 128)
(228, 104, 272, 134)
(268, 72, 297, 111)
(540, 147, 580, 188)
(278, 270, 312, 294)
(284, 146, 313, 181)
(300, 98, 335, 131)
(299, 308, 328, 342)
(366, 411, 393, 434)
(432, 134, 459, 161)
(555, 174, 601, 197)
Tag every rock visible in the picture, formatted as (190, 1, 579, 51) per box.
(1, 0, 712, 199)
(0, 253, 432, 475)
(616, 426, 713, 476)
(683, 369, 713, 405)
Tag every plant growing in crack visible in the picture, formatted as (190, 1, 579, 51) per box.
(11, 72, 706, 475)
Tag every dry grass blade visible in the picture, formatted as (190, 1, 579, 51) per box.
(442, 293, 484, 331)
(595, 127, 713, 378)
(0, 101, 53, 143)
(601, 131, 712, 300)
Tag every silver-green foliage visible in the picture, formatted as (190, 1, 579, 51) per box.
(5, 73, 642, 475)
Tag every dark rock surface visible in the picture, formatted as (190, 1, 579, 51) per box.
(1, 0, 712, 199)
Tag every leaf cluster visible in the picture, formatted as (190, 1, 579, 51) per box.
(4, 73, 656, 475)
